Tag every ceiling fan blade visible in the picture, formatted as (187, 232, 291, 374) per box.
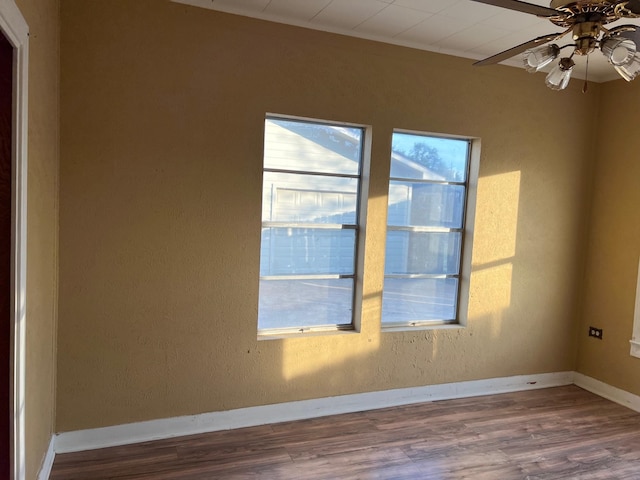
(468, 0, 559, 17)
(607, 23, 640, 40)
(604, 24, 640, 51)
(619, 25, 640, 45)
(607, 23, 639, 34)
(473, 33, 561, 66)
(621, 0, 640, 14)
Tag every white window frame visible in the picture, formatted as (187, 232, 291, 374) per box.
(0, 1, 29, 478)
(257, 115, 370, 337)
(382, 131, 479, 331)
(630, 257, 640, 358)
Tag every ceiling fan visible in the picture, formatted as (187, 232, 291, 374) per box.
(471, 0, 640, 90)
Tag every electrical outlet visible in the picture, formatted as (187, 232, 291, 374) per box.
(589, 327, 603, 339)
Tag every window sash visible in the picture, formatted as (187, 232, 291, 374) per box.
(382, 134, 471, 327)
(259, 116, 365, 334)
(258, 277, 356, 331)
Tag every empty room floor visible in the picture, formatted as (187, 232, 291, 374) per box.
(50, 385, 640, 479)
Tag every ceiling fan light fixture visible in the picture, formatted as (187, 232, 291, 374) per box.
(523, 44, 560, 72)
(470, 0, 640, 91)
(614, 53, 640, 81)
(545, 57, 575, 90)
(601, 36, 637, 66)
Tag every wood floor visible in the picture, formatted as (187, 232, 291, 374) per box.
(50, 386, 640, 479)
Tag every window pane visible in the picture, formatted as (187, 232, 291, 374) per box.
(385, 231, 461, 275)
(258, 278, 353, 329)
(264, 118, 362, 175)
(384, 130, 472, 327)
(259, 116, 365, 333)
(388, 181, 465, 229)
(390, 132, 468, 182)
(263, 171, 358, 224)
(382, 277, 458, 323)
(260, 227, 355, 276)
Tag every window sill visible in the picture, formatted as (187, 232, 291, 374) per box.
(382, 323, 465, 333)
(630, 340, 640, 359)
(258, 328, 358, 341)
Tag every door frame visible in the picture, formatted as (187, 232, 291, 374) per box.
(0, 1, 27, 479)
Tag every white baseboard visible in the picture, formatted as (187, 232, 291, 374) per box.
(36, 435, 55, 480)
(54, 371, 574, 454)
(573, 372, 640, 413)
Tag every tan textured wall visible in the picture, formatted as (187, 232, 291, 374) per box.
(58, 0, 594, 431)
(576, 79, 640, 395)
(14, 0, 59, 477)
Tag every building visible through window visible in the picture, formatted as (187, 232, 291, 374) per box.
(382, 131, 472, 327)
(258, 117, 365, 333)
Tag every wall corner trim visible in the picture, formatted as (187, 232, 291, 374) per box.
(36, 436, 55, 480)
(53, 371, 574, 455)
(574, 372, 640, 413)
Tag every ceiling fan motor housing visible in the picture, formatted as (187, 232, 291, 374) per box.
(573, 20, 602, 54)
(548, 1, 634, 27)
(545, 2, 640, 56)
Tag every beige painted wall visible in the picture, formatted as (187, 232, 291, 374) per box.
(58, 0, 595, 432)
(577, 79, 640, 395)
(13, 0, 59, 477)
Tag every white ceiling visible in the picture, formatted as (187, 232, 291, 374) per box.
(172, 0, 640, 83)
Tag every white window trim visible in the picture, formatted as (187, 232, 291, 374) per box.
(630, 257, 640, 358)
(457, 138, 480, 328)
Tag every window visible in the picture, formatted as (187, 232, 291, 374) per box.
(382, 131, 474, 328)
(630, 258, 640, 358)
(258, 116, 365, 334)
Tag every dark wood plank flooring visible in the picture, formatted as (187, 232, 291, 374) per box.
(50, 386, 640, 479)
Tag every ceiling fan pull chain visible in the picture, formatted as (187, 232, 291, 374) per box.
(583, 55, 589, 94)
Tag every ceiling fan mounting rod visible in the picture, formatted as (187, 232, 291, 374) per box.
(572, 20, 602, 54)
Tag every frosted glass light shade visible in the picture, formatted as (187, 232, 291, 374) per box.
(523, 44, 560, 73)
(545, 57, 575, 90)
(614, 54, 640, 81)
(601, 37, 637, 66)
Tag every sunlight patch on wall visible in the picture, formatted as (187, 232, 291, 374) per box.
(473, 171, 521, 266)
(467, 170, 521, 336)
(469, 263, 514, 337)
(279, 287, 383, 381)
(280, 332, 381, 381)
